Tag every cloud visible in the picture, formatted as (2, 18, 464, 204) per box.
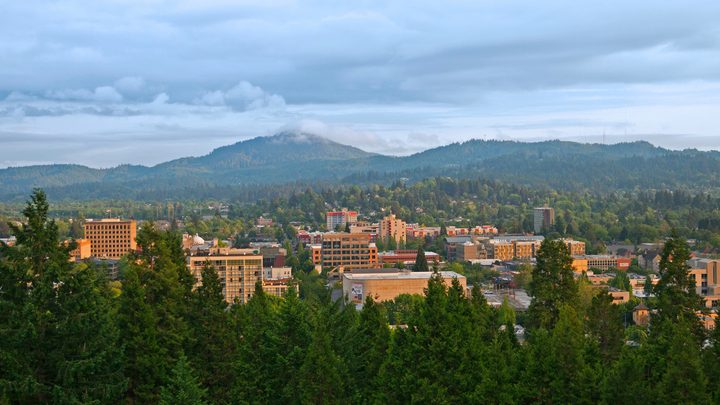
(45, 86, 124, 103)
(196, 81, 285, 111)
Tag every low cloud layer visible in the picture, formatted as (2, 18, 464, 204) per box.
(1, 1, 719, 167)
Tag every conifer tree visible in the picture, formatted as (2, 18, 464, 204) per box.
(0, 190, 126, 403)
(187, 263, 235, 404)
(658, 317, 710, 404)
(348, 297, 389, 403)
(276, 288, 312, 403)
(586, 291, 624, 364)
(298, 308, 347, 404)
(159, 354, 208, 405)
(413, 246, 429, 272)
(527, 238, 578, 329)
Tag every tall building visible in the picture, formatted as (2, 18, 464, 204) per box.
(378, 214, 407, 245)
(320, 233, 378, 270)
(187, 247, 263, 304)
(326, 208, 358, 231)
(83, 219, 137, 259)
(533, 207, 555, 233)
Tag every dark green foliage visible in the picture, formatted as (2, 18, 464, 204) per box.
(0, 190, 126, 403)
(586, 291, 624, 363)
(159, 354, 208, 405)
(412, 246, 429, 272)
(527, 238, 578, 329)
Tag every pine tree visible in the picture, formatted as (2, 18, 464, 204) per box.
(298, 309, 347, 404)
(0, 190, 126, 403)
(527, 238, 578, 329)
(413, 246, 429, 272)
(548, 304, 588, 403)
(586, 290, 624, 364)
(159, 354, 208, 405)
(348, 297, 390, 403)
(276, 288, 312, 403)
(120, 265, 167, 403)
(658, 317, 710, 404)
(187, 263, 235, 404)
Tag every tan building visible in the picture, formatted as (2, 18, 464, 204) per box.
(456, 241, 488, 262)
(608, 287, 630, 304)
(633, 303, 650, 326)
(564, 239, 586, 256)
(572, 258, 589, 273)
(486, 240, 514, 261)
(320, 233, 378, 270)
(188, 247, 263, 304)
(378, 214, 407, 245)
(688, 258, 720, 308)
(84, 219, 137, 259)
(343, 270, 466, 305)
(68, 238, 92, 261)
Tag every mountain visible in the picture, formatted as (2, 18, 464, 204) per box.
(0, 132, 719, 201)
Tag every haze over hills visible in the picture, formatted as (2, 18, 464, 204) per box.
(1, 131, 719, 201)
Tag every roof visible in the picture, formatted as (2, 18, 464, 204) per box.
(634, 302, 649, 311)
(343, 271, 465, 281)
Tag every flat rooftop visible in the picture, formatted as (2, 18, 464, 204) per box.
(344, 271, 465, 281)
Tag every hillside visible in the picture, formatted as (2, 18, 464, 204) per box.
(1, 132, 719, 201)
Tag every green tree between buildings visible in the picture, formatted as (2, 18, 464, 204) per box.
(159, 354, 208, 405)
(526, 238, 578, 329)
(413, 246, 429, 272)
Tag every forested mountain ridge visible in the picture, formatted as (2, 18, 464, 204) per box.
(0, 131, 718, 201)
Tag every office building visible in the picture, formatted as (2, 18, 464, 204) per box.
(84, 219, 137, 259)
(320, 233, 378, 270)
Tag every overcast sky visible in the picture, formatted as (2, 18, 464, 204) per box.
(2, 0, 720, 168)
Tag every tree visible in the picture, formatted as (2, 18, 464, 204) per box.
(0, 190, 126, 403)
(159, 354, 208, 405)
(298, 308, 347, 404)
(653, 233, 705, 338)
(527, 239, 578, 329)
(586, 291, 624, 363)
(187, 263, 235, 403)
(348, 297, 390, 403)
(658, 317, 710, 404)
(413, 246, 429, 272)
(498, 296, 516, 325)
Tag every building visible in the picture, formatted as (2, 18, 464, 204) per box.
(187, 246, 263, 304)
(563, 239, 586, 256)
(633, 303, 650, 326)
(607, 287, 630, 304)
(326, 209, 358, 231)
(406, 225, 441, 240)
(342, 270, 466, 305)
(350, 222, 379, 242)
(456, 241, 488, 262)
(297, 230, 323, 245)
(264, 266, 292, 280)
(445, 236, 474, 261)
(250, 243, 287, 268)
(378, 214, 407, 245)
(688, 258, 720, 308)
(84, 219, 137, 259)
(68, 238, 92, 261)
(533, 207, 555, 233)
(379, 250, 440, 266)
(320, 233, 378, 271)
(572, 255, 632, 272)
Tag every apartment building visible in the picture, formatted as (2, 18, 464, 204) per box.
(688, 258, 720, 308)
(378, 214, 407, 245)
(83, 219, 137, 259)
(68, 238, 92, 261)
(187, 247, 263, 304)
(326, 208, 358, 231)
(406, 225, 441, 239)
(320, 233, 379, 270)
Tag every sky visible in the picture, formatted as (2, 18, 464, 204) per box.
(1, 0, 720, 168)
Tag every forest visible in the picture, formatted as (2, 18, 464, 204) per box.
(4, 176, 720, 254)
(1, 190, 719, 404)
